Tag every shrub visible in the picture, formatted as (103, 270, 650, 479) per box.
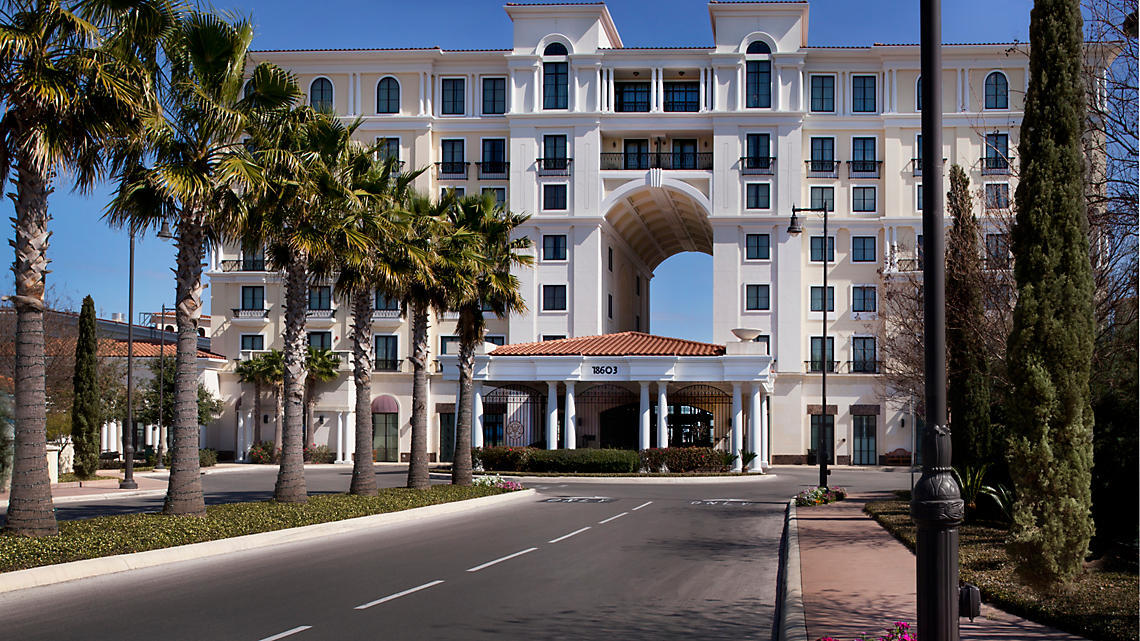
(473, 474, 524, 491)
(198, 448, 218, 468)
(820, 621, 914, 641)
(526, 449, 639, 473)
(303, 444, 333, 464)
(739, 450, 758, 469)
(475, 446, 531, 472)
(248, 441, 277, 464)
(795, 486, 848, 507)
(640, 447, 729, 473)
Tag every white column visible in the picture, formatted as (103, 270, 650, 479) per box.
(699, 67, 707, 112)
(761, 393, 771, 470)
(607, 68, 615, 112)
(245, 409, 254, 460)
(638, 382, 651, 451)
(710, 67, 718, 111)
(236, 411, 244, 462)
(546, 381, 559, 449)
(736, 64, 744, 111)
(100, 423, 108, 452)
(356, 73, 364, 116)
(564, 382, 577, 450)
(731, 383, 743, 472)
(472, 382, 484, 448)
(145, 423, 154, 447)
(749, 383, 763, 472)
(335, 411, 345, 464)
(656, 383, 668, 448)
(418, 71, 425, 115)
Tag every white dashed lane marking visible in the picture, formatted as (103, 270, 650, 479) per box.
(548, 526, 591, 543)
(354, 580, 445, 610)
(598, 511, 628, 524)
(466, 547, 539, 573)
(631, 501, 653, 511)
(258, 626, 312, 641)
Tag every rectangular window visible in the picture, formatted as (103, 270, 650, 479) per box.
(852, 336, 877, 372)
(985, 133, 1009, 171)
(241, 286, 264, 310)
(542, 134, 567, 171)
(810, 75, 835, 112)
(541, 335, 566, 342)
(745, 233, 770, 260)
(608, 294, 613, 318)
(543, 184, 567, 211)
(374, 290, 399, 310)
(240, 334, 264, 351)
(636, 277, 641, 295)
(810, 286, 835, 312)
(744, 133, 771, 170)
(485, 335, 506, 346)
(852, 236, 876, 262)
(810, 137, 835, 163)
(441, 78, 465, 115)
(985, 183, 1010, 210)
(917, 183, 924, 211)
(440, 335, 461, 355)
(608, 247, 613, 271)
(852, 137, 876, 162)
(916, 133, 924, 172)
(852, 286, 877, 312)
(615, 83, 650, 112)
(985, 233, 1010, 269)
(671, 139, 698, 169)
(482, 187, 506, 207)
(543, 62, 568, 110)
(810, 236, 835, 262)
(542, 284, 567, 311)
(441, 139, 464, 175)
(852, 75, 877, 112)
(852, 186, 877, 212)
(985, 283, 1012, 311)
(745, 183, 771, 210)
(810, 336, 835, 372)
(746, 60, 772, 108)
(441, 187, 465, 198)
(664, 82, 699, 112)
(482, 77, 506, 115)
(481, 138, 506, 175)
(307, 331, 332, 350)
(374, 335, 398, 371)
(745, 284, 771, 310)
(241, 246, 265, 271)
(810, 186, 835, 213)
(308, 285, 331, 310)
(543, 234, 567, 261)
(623, 139, 650, 170)
(376, 137, 400, 162)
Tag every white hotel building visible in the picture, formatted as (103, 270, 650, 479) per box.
(206, 1, 1026, 469)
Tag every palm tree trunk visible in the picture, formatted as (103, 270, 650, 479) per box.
(273, 385, 283, 459)
(164, 214, 207, 516)
(274, 257, 309, 502)
(5, 146, 58, 536)
(349, 290, 377, 495)
(453, 307, 477, 486)
(407, 300, 431, 489)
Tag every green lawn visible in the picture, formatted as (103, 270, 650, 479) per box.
(865, 492, 1138, 641)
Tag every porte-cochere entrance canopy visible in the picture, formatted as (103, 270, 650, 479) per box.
(438, 332, 773, 471)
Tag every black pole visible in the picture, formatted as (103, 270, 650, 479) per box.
(911, 1, 963, 640)
(155, 304, 166, 470)
(120, 233, 138, 490)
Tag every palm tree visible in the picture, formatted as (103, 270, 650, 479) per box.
(106, 11, 299, 515)
(0, 0, 173, 535)
(261, 349, 285, 454)
(303, 347, 341, 447)
(235, 351, 279, 443)
(448, 193, 532, 485)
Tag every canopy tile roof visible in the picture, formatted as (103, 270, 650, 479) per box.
(490, 332, 724, 357)
(99, 339, 226, 361)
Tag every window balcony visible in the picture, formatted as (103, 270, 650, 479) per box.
(598, 152, 712, 171)
(982, 156, 1013, 175)
(847, 160, 882, 179)
(371, 309, 401, 321)
(435, 161, 469, 180)
(896, 257, 924, 272)
(805, 159, 840, 178)
(221, 259, 267, 272)
(305, 309, 335, 320)
(536, 157, 572, 176)
(232, 308, 269, 321)
(238, 349, 272, 361)
(847, 360, 882, 374)
(804, 360, 838, 373)
(911, 157, 923, 177)
(374, 358, 402, 372)
(739, 156, 776, 175)
(476, 161, 509, 180)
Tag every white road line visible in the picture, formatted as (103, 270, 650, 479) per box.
(548, 526, 591, 543)
(557, 484, 568, 487)
(258, 626, 312, 641)
(598, 511, 629, 524)
(466, 547, 539, 572)
(535, 486, 549, 490)
(354, 580, 445, 610)
(632, 501, 653, 511)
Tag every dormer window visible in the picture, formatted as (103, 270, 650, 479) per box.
(543, 42, 569, 110)
(745, 41, 771, 109)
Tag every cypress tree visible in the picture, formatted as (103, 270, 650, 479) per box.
(945, 165, 991, 469)
(1005, 0, 1096, 585)
(71, 296, 101, 478)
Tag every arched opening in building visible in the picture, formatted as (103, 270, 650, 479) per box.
(371, 394, 399, 462)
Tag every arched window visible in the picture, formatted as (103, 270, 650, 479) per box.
(376, 77, 399, 114)
(542, 41, 568, 110)
(985, 71, 1008, 109)
(916, 75, 922, 111)
(243, 80, 254, 99)
(745, 41, 772, 109)
(309, 77, 333, 111)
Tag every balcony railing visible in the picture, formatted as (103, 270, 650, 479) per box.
(221, 259, 267, 272)
(476, 161, 509, 180)
(982, 156, 1013, 175)
(804, 360, 881, 374)
(739, 156, 776, 175)
(805, 159, 840, 178)
(536, 157, 572, 176)
(911, 157, 923, 177)
(232, 308, 269, 319)
(896, 257, 924, 272)
(374, 358, 402, 372)
(847, 160, 882, 179)
(305, 309, 335, 320)
(805, 360, 838, 373)
(598, 152, 713, 171)
(847, 360, 882, 374)
(435, 161, 469, 180)
(371, 309, 400, 320)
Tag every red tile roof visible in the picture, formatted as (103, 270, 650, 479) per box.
(490, 332, 724, 357)
(99, 339, 226, 361)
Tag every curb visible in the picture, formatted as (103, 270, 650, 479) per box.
(0, 488, 167, 511)
(444, 473, 777, 485)
(0, 488, 537, 595)
(776, 499, 809, 641)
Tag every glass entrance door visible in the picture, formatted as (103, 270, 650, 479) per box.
(372, 412, 398, 462)
(439, 412, 455, 463)
(853, 415, 877, 465)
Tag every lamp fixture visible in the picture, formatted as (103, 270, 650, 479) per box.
(157, 221, 174, 240)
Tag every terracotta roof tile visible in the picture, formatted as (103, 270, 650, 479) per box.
(98, 339, 226, 361)
(490, 332, 724, 357)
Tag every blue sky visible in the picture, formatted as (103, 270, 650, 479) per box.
(6, 0, 1033, 340)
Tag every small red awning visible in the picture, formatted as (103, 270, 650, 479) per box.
(370, 395, 399, 414)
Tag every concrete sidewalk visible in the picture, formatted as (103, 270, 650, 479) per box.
(796, 492, 1088, 641)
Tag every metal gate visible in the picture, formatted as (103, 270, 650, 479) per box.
(483, 384, 545, 448)
(575, 384, 637, 449)
(670, 385, 733, 450)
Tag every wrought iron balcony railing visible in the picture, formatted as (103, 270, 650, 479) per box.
(739, 156, 776, 175)
(435, 161, 469, 179)
(805, 159, 840, 178)
(981, 156, 1013, 175)
(598, 152, 713, 171)
(476, 161, 509, 180)
(804, 359, 838, 373)
(911, 157, 923, 177)
(374, 358, 401, 372)
(221, 259, 267, 272)
(847, 160, 882, 179)
(536, 157, 572, 176)
(847, 360, 882, 374)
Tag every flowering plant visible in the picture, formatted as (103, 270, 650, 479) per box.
(473, 474, 524, 491)
(794, 485, 848, 506)
(819, 621, 915, 641)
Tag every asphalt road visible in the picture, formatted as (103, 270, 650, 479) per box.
(0, 467, 908, 641)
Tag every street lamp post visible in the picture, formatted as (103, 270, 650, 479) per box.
(120, 233, 138, 490)
(154, 221, 173, 471)
(912, 1, 965, 639)
(787, 203, 831, 489)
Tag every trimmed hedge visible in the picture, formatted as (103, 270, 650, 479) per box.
(640, 447, 730, 473)
(474, 447, 640, 473)
(0, 485, 512, 574)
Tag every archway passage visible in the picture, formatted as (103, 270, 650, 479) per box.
(604, 183, 712, 270)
